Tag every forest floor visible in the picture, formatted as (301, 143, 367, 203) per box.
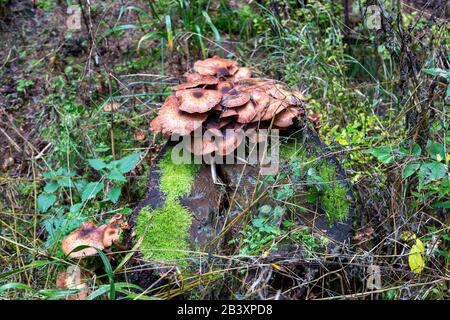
(0, 0, 448, 300)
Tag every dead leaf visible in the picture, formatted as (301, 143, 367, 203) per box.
(103, 102, 121, 112)
(353, 226, 374, 242)
(366, 265, 381, 290)
(133, 131, 146, 141)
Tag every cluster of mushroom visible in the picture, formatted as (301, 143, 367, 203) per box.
(61, 214, 128, 258)
(150, 56, 305, 156)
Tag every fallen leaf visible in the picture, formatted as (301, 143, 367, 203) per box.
(353, 226, 374, 242)
(366, 265, 381, 290)
(103, 102, 121, 112)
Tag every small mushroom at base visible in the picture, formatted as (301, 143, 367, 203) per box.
(56, 265, 90, 300)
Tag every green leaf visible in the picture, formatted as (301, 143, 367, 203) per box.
(107, 187, 122, 204)
(418, 162, 448, 189)
(426, 141, 445, 162)
(402, 161, 421, 179)
(431, 201, 450, 209)
(69, 203, 83, 214)
(57, 176, 74, 188)
(43, 170, 57, 179)
(422, 67, 448, 78)
(88, 158, 107, 171)
(366, 146, 395, 164)
(106, 169, 126, 182)
(44, 181, 59, 193)
(81, 182, 104, 202)
(116, 152, 141, 173)
(412, 144, 422, 156)
(37, 193, 57, 212)
(446, 84, 450, 98)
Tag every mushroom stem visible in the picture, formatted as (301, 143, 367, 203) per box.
(236, 155, 254, 166)
(210, 160, 225, 186)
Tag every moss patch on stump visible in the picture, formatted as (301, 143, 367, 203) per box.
(135, 149, 199, 263)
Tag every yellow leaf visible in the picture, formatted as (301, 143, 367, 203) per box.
(271, 263, 284, 272)
(401, 231, 416, 241)
(408, 239, 425, 274)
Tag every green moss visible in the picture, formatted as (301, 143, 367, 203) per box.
(135, 149, 199, 263)
(159, 151, 199, 200)
(280, 138, 307, 160)
(318, 163, 350, 223)
(136, 199, 192, 262)
(280, 138, 350, 224)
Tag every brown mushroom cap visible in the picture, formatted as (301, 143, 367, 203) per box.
(289, 90, 305, 105)
(230, 67, 252, 82)
(176, 88, 222, 113)
(249, 90, 270, 120)
(221, 89, 251, 108)
(183, 72, 204, 82)
(56, 265, 90, 300)
(236, 101, 257, 124)
(171, 75, 219, 91)
(266, 84, 304, 106)
(194, 56, 239, 76)
(216, 81, 234, 95)
(206, 117, 233, 129)
(61, 214, 127, 259)
(307, 113, 321, 122)
(61, 222, 105, 258)
(273, 107, 301, 128)
(259, 99, 289, 122)
(216, 128, 245, 156)
(150, 95, 207, 136)
(236, 79, 276, 92)
(102, 214, 123, 247)
(219, 108, 238, 118)
(185, 134, 218, 156)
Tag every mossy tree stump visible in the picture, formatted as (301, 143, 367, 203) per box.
(123, 121, 354, 292)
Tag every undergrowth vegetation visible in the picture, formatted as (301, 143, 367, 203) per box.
(0, 0, 448, 300)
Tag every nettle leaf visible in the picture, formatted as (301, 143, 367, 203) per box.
(81, 182, 104, 202)
(402, 161, 421, 179)
(88, 158, 107, 171)
(107, 186, 122, 204)
(426, 141, 445, 162)
(418, 162, 448, 189)
(69, 203, 83, 214)
(408, 239, 425, 274)
(75, 179, 89, 193)
(57, 176, 74, 188)
(37, 193, 57, 212)
(44, 181, 59, 193)
(106, 169, 126, 182)
(116, 152, 141, 174)
(43, 170, 57, 179)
